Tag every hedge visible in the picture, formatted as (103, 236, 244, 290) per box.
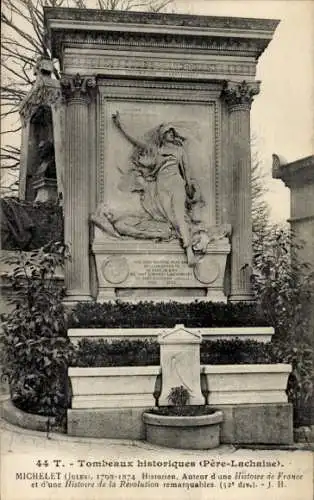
(68, 300, 270, 329)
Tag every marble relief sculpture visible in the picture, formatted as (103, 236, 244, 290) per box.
(91, 111, 230, 266)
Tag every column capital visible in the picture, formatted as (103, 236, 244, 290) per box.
(221, 80, 260, 112)
(61, 73, 97, 103)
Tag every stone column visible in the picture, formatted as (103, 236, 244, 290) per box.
(222, 80, 260, 303)
(61, 74, 96, 303)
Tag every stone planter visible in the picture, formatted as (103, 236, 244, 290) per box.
(69, 366, 160, 408)
(143, 410, 223, 449)
(202, 364, 291, 404)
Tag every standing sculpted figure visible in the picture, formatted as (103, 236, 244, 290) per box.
(112, 111, 197, 266)
(91, 112, 219, 266)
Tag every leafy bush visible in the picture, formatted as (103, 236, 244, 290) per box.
(68, 301, 269, 329)
(252, 226, 314, 344)
(282, 345, 314, 427)
(200, 339, 276, 365)
(1, 242, 74, 421)
(252, 224, 314, 426)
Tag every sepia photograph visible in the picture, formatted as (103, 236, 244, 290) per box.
(1, 0, 313, 499)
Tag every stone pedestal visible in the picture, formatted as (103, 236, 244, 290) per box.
(33, 178, 57, 202)
(61, 75, 96, 303)
(158, 325, 204, 406)
(222, 81, 260, 302)
(93, 237, 230, 303)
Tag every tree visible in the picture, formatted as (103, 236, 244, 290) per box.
(252, 225, 313, 342)
(250, 146, 314, 345)
(251, 151, 271, 246)
(1, 0, 175, 195)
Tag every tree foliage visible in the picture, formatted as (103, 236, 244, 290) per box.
(252, 225, 314, 344)
(251, 149, 313, 346)
(251, 149, 271, 265)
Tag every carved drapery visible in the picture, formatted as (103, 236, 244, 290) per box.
(222, 80, 260, 302)
(61, 74, 97, 302)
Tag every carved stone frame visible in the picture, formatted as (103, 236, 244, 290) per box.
(90, 78, 230, 303)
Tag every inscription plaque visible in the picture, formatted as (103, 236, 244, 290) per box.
(93, 238, 231, 301)
(133, 258, 195, 287)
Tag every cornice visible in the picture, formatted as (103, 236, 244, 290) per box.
(44, 8, 279, 61)
(44, 7, 279, 32)
(272, 154, 314, 187)
(52, 31, 269, 59)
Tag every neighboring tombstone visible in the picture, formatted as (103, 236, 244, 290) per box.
(158, 325, 204, 406)
(19, 57, 65, 204)
(272, 153, 314, 331)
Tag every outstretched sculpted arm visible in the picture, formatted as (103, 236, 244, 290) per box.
(112, 111, 146, 150)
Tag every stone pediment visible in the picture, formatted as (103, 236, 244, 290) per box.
(158, 324, 202, 345)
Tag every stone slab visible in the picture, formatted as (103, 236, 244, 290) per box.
(67, 408, 149, 439)
(69, 366, 160, 409)
(68, 326, 274, 343)
(67, 403, 293, 444)
(234, 403, 293, 444)
(203, 364, 291, 405)
(211, 403, 293, 445)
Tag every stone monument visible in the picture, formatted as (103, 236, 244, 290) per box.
(19, 58, 65, 203)
(272, 153, 314, 332)
(27, 8, 279, 304)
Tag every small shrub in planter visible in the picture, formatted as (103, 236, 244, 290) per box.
(149, 385, 215, 417)
(143, 386, 223, 449)
(73, 338, 160, 367)
(168, 385, 189, 407)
